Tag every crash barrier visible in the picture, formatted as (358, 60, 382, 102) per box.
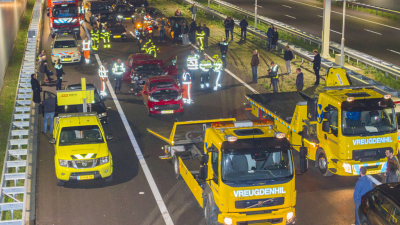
(347, 1, 400, 18)
(204, 0, 400, 80)
(184, 0, 400, 97)
(0, 0, 43, 223)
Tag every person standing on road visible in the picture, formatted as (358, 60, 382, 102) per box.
(42, 92, 56, 135)
(82, 37, 91, 64)
(202, 24, 210, 49)
(212, 54, 223, 90)
(199, 55, 213, 89)
(387, 159, 400, 183)
(99, 61, 109, 97)
(138, 38, 145, 53)
(229, 17, 235, 42)
(38, 56, 51, 82)
(158, 18, 166, 42)
(240, 16, 248, 41)
(353, 167, 373, 225)
(187, 49, 199, 81)
(31, 74, 41, 104)
(112, 59, 125, 93)
(91, 25, 100, 51)
(55, 59, 65, 90)
(190, 4, 197, 21)
(37, 50, 46, 61)
(224, 17, 230, 40)
(251, 50, 259, 83)
(267, 24, 274, 51)
(196, 27, 205, 53)
(296, 68, 304, 92)
(385, 148, 399, 183)
(181, 68, 192, 104)
(101, 25, 111, 49)
(189, 19, 197, 44)
(173, 21, 181, 45)
(271, 28, 279, 51)
(312, 49, 321, 85)
(218, 38, 229, 69)
(284, 45, 294, 74)
(182, 22, 189, 46)
(269, 62, 279, 93)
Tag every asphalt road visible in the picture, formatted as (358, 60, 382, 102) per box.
(224, 0, 400, 66)
(35, 5, 383, 225)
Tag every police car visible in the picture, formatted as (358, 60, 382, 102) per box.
(51, 34, 81, 64)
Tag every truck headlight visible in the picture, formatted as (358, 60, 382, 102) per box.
(59, 159, 69, 167)
(224, 218, 232, 225)
(98, 112, 107, 118)
(286, 211, 294, 224)
(97, 156, 109, 165)
(343, 163, 352, 173)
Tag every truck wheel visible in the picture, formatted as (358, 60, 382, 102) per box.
(318, 151, 332, 176)
(56, 179, 65, 186)
(173, 155, 182, 180)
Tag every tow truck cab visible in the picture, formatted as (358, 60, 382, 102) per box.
(48, 0, 82, 38)
(148, 119, 302, 225)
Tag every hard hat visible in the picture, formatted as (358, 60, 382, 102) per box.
(212, 54, 219, 60)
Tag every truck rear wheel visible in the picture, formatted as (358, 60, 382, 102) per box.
(173, 155, 182, 180)
(318, 151, 332, 176)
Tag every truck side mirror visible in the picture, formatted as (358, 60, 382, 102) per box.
(322, 121, 330, 133)
(106, 134, 113, 140)
(199, 165, 208, 180)
(299, 147, 308, 173)
(323, 112, 331, 120)
(49, 138, 56, 144)
(200, 154, 208, 164)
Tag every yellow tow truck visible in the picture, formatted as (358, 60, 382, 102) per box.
(246, 68, 398, 176)
(148, 119, 307, 225)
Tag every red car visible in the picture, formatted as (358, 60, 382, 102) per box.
(142, 76, 184, 115)
(123, 53, 178, 83)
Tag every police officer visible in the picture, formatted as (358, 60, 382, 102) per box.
(187, 49, 199, 81)
(91, 25, 100, 51)
(199, 55, 212, 89)
(101, 25, 111, 49)
(269, 61, 279, 93)
(212, 55, 223, 90)
(181, 68, 192, 104)
(82, 37, 91, 64)
(55, 59, 65, 90)
(196, 27, 205, 53)
(218, 38, 228, 68)
(112, 59, 125, 93)
(99, 61, 109, 97)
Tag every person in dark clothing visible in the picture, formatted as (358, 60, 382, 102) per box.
(38, 56, 51, 82)
(182, 22, 189, 45)
(271, 28, 279, 51)
(31, 74, 41, 104)
(239, 16, 248, 41)
(284, 46, 294, 74)
(353, 167, 373, 225)
(385, 148, 399, 183)
(189, 4, 198, 21)
(143, 0, 149, 7)
(202, 24, 210, 48)
(312, 49, 321, 85)
(174, 9, 182, 16)
(224, 17, 230, 40)
(42, 92, 56, 134)
(387, 159, 400, 183)
(229, 17, 234, 42)
(218, 38, 229, 69)
(172, 22, 181, 45)
(251, 50, 259, 83)
(295, 68, 303, 92)
(267, 24, 274, 51)
(189, 19, 197, 44)
(55, 59, 65, 90)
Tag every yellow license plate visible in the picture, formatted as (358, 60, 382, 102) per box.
(125, 18, 131, 20)
(161, 110, 174, 114)
(78, 175, 94, 180)
(114, 35, 121, 38)
(63, 33, 68, 35)
(62, 58, 72, 61)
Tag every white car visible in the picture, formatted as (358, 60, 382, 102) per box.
(51, 34, 81, 64)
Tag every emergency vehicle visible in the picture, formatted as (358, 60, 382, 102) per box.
(51, 34, 81, 64)
(47, 0, 82, 38)
(246, 68, 398, 176)
(148, 119, 304, 225)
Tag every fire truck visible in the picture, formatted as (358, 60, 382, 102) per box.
(47, 0, 82, 38)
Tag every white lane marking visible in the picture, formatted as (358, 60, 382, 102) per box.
(94, 54, 174, 225)
(388, 49, 400, 55)
(367, 175, 382, 186)
(289, 0, 400, 31)
(254, 4, 262, 8)
(191, 45, 259, 94)
(285, 15, 296, 19)
(330, 29, 342, 35)
(364, 29, 382, 35)
(282, 5, 292, 8)
(130, 31, 136, 38)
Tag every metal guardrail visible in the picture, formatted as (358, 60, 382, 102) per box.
(347, 1, 400, 17)
(207, 0, 400, 79)
(184, 0, 400, 97)
(0, 0, 43, 223)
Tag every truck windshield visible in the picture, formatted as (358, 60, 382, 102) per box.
(342, 108, 397, 136)
(221, 149, 293, 183)
(54, 40, 77, 48)
(59, 125, 104, 146)
(53, 5, 78, 17)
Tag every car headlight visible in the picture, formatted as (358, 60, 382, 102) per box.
(73, 53, 79, 57)
(117, 15, 123, 18)
(175, 94, 182, 101)
(54, 29, 58, 31)
(59, 159, 69, 167)
(343, 163, 352, 173)
(131, 15, 135, 18)
(224, 218, 232, 225)
(149, 96, 159, 102)
(97, 156, 109, 165)
(98, 112, 107, 118)
(286, 211, 294, 224)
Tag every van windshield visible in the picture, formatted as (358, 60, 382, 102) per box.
(59, 125, 104, 146)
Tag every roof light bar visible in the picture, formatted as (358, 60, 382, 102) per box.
(384, 95, 391, 100)
(347, 97, 354, 102)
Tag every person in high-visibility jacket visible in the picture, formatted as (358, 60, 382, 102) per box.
(196, 27, 205, 53)
(212, 55, 223, 90)
(187, 49, 199, 81)
(112, 59, 125, 93)
(144, 38, 159, 58)
(268, 61, 279, 93)
(91, 26, 100, 51)
(101, 25, 111, 49)
(199, 55, 212, 89)
(99, 61, 108, 97)
(82, 37, 91, 64)
(181, 68, 192, 104)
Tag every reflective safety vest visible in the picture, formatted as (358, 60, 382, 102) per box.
(187, 54, 199, 70)
(270, 64, 279, 79)
(55, 64, 62, 70)
(99, 65, 108, 78)
(82, 40, 91, 51)
(112, 63, 125, 75)
(182, 72, 191, 83)
(196, 31, 205, 39)
(101, 29, 111, 38)
(199, 59, 212, 72)
(91, 29, 99, 40)
(219, 41, 228, 54)
(213, 58, 223, 71)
